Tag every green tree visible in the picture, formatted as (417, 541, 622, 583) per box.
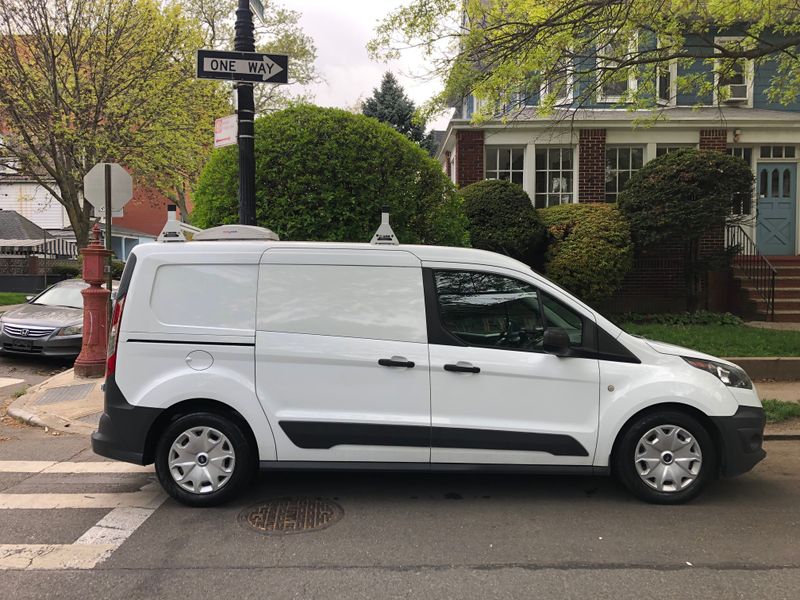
(460, 180, 546, 267)
(193, 105, 467, 245)
(370, 1, 800, 122)
(618, 149, 753, 310)
(0, 0, 227, 245)
(362, 72, 436, 155)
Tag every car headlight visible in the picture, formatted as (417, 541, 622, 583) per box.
(683, 357, 752, 389)
(58, 324, 83, 337)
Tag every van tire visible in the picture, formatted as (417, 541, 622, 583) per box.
(615, 410, 716, 505)
(155, 412, 255, 507)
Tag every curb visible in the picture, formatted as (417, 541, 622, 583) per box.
(6, 404, 48, 428)
(724, 357, 800, 381)
(5, 368, 99, 435)
(764, 432, 800, 441)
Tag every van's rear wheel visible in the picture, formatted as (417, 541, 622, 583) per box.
(615, 411, 716, 505)
(155, 412, 254, 507)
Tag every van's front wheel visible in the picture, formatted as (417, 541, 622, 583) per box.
(155, 412, 254, 507)
(615, 411, 716, 505)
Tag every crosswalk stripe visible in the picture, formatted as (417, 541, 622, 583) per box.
(0, 482, 165, 510)
(0, 544, 116, 570)
(0, 483, 167, 570)
(0, 460, 154, 474)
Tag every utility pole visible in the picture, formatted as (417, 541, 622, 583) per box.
(234, 0, 257, 225)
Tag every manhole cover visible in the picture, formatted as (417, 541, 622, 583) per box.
(239, 497, 343, 535)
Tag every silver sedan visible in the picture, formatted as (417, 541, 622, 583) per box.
(0, 279, 116, 358)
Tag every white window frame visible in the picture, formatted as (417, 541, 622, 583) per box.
(533, 146, 575, 208)
(605, 146, 645, 202)
(656, 59, 677, 106)
(655, 144, 695, 158)
(758, 145, 797, 161)
(484, 146, 525, 185)
(540, 58, 574, 106)
(713, 36, 754, 108)
(597, 32, 639, 103)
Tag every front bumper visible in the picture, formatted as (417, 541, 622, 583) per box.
(91, 375, 163, 465)
(0, 330, 81, 358)
(710, 406, 767, 477)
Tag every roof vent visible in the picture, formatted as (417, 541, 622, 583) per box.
(193, 224, 280, 241)
(370, 206, 398, 245)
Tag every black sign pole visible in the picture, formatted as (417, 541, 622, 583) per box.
(104, 164, 113, 328)
(234, 0, 257, 225)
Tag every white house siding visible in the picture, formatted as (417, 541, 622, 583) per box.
(0, 182, 70, 230)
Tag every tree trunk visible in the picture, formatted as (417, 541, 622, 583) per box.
(173, 183, 190, 223)
(59, 184, 92, 249)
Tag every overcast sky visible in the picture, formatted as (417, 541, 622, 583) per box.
(286, 0, 453, 130)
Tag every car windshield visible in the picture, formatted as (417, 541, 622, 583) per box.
(32, 284, 84, 309)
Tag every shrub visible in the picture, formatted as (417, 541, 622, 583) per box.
(460, 180, 546, 267)
(49, 262, 81, 277)
(193, 105, 468, 246)
(538, 203, 633, 305)
(617, 149, 753, 310)
(614, 311, 743, 326)
(617, 149, 753, 248)
(110, 260, 125, 279)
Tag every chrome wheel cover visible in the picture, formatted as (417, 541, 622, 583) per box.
(168, 426, 236, 494)
(634, 425, 702, 493)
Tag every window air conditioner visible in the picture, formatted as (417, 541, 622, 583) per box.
(723, 84, 749, 103)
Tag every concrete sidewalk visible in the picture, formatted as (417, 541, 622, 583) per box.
(7, 369, 103, 435)
(7, 367, 800, 440)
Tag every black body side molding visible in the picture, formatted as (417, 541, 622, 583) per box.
(279, 421, 589, 457)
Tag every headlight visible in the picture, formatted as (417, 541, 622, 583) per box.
(683, 357, 752, 389)
(58, 325, 83, 337)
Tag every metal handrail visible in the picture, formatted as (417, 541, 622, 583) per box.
(726, 223, 777, 321)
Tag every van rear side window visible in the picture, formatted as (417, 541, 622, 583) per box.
(257, 264, 426, 343)
(150, 264, 257, 330)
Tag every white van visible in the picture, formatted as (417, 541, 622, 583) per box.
(92, 234, 765, 506)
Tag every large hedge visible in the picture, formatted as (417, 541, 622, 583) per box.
(192, 105, 467, 245)
(538, 204, 633, 305)
(617, 149, 753, 309)
(617, 149, 753, 248)
(460, 180, 547, 267)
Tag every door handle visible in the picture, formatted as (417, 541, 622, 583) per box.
(378, 357, 415, 368)
(444, 362, 480, 374)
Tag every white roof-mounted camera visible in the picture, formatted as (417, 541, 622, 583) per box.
(193, 224, 280, 242)
(370, 206, 398, 245)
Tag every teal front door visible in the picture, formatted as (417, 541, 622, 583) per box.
(757, 163, 797, 256)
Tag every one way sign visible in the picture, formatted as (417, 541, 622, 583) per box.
(196, 49, 288, 84)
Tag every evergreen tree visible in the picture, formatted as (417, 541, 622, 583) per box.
(362, 73, 437, 156)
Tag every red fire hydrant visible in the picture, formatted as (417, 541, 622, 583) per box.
(74, 224, 111, 378)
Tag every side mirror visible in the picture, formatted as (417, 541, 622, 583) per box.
(25, 295, 33, 302)
(543, 327, 571, 356)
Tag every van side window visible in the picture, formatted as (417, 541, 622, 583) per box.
(541, 293, 584, 346)
(150, 264, 257, 330)
(433, 271, 545, 351)
(258, 265, 426, 343)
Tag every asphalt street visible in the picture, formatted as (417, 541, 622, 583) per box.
(0, 410, 798, 600)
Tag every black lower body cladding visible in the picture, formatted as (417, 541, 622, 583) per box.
(710, 405, 767, 477)
(91, 374, 162, 465)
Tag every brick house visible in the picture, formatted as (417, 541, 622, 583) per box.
(437, 36, 800, 321)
